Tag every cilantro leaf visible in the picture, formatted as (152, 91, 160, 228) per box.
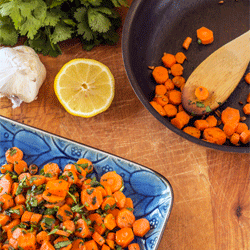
(50, 22, 74, 44)
(87, 0, 102, 6)
(88, 8, 111, 33)
(111, 0, 129, 7)
(0, 16, 18, 45)
(44, 8, 61, 27)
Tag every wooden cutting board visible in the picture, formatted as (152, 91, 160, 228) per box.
(0, 4, 249, 250)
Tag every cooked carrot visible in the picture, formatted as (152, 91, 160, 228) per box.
(88, 213, 106, 235)
(0, 194, 14, 210)
(152, 66, 169, 84)
(223, 122, 238, 136)
(85, 240, 98, 250)
(107, 232, 116, 241)
(113, 191, 126, 209)
(0, 214, 10, 227)
(29, 175, 46, 186)
(239, 130, 250, 144)
(247, 93, 250, 103)
(13, 160, 28, 175)
(28, 164, 38, 175)
(163, 104, 177, 117)
(182, 37, 192, 50)
(154, 95, 169, 106)
(5, 147, 23, 164)
(40, 215, 56, 231)
(30, 213, 42, 224)
(244, 73, 250, 84)
(54, 237, 72, 250)
(128, 243, 141, 250)
(164, 79, 175, 91)
(101, 244, 111, 250)
(92, 231, 105, 246)
(14, 194, 26, 205)
(106, 239, 115, 249)
(206, 115, 217, 127)
(133, 218, 150, 237)
(62, 220, 75, 234)
(162, 53, 176, 68)
(10, 205, 25, 219)
(183, 126, 201, 139)
(175, 52, 186, 64)
(230, 133, 240, 145)
(243, 103, 250, 115)
(62, 170, 79, 184)
(172, 76, 185, 88)
(116, 228, 134, 248)
(236, 122, 248, 134)
(2, 218, 20, 232)
(42, 190, 65, 203)
(203, 127, 227, 145)
(100, 171, 123, 193)
(116, 208, 135, 228)
(72, 239, 86, 250)
(194, 120, 209, 131)
(11, 182, 19, 197)
(75, 218, 92, 238)
(81, 187, 103, 211)
(155, 84, 167, 95)
(56, 204, 73, 222)
(17, 232, 36, 250)
(195, 86, 209, 101)
(43, 162, 61, 177)
(150, 101, 167, 116)
(40, 241, 55, 250)
(171, 117, 185, 129)
(0, 173, 13, 195)
(45, 179, 69, 197)
(104, 213, 117, 230)
(76, 158, 93, 174)
(170, 63, 184, 76)
(36, 231, 51, 245)
(168, 89, 182, 105)
(21, 211, 33, 223)
(221, 107, 240, 124)
(101, 196, 116, 211)
(197, 27, 214, 44)
(0, 163, 13, 174)
(178, 104, 184, 112)
(175, 111, 190, 126)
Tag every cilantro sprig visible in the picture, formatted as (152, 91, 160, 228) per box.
(0, 0, 128, 57)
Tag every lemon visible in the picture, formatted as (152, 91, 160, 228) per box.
(54, 58, 115, 118)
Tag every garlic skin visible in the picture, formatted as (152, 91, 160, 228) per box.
(0, 45, 46, 108)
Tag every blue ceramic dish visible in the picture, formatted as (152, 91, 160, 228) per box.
(0, 115, 173, 250)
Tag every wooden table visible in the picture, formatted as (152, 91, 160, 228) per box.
(0, 6, 249, 250)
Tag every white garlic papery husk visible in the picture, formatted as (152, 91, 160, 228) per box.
(0, 45, 46, 108)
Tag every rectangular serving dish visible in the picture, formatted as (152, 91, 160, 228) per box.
(0, 115, 173, 250)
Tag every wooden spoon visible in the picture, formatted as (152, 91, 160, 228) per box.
(182, 30, 250, 115)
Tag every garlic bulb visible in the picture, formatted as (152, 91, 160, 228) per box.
(0, 46, 46, 108)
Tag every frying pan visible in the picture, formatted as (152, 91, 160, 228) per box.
(122, 0, 250, 153)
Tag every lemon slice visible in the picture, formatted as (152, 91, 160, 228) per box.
(54, 59, 115, 118)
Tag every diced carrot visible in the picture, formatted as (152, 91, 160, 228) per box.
(14, 194, 26, 205)
(162, 53, 176, 68)
(133, 218, 150, 237)
(194, 120, 209, 131)
(36, 231, 51, 245)
(183, 126, 201, 139)
(203, 127, 227, 145)
(175, 111, 190, 126)
(236, 122, 248, 134)
(92, 231, 105, 246)
(88, 213, 106, 235)
(0, 194, 14, 210)
(171, 117, 185, 129)
(113, 191, 126, 209)
(116, 208, 135, 228)
(0, 163, 13, 174)
(206, 115, 217, 127)
(182, 37, 192, 50)
(54, 237, 72, 250)
(0, 173, 13, 195)
(106, 232, 115, 241)
(223, 122, 238, 136)
(85, 240, 99, 250)
(72, 239, 86, 250)
(101, 244, 111, 250)
(170, 64, 184, 76)
(175, 52, 186, 64)
(30, 213, 42, 225)
(230, 133, 240, 145)
(10, 205, 25, 219)
(57, 204, 73, 222)
(2, 219, 20, 232)
(244, 73, 250, 84)
(240, 130, 250, 144)
(17, 232, 36, 250)
(243, 103, 250, 115)
(0, 213, 10, 227)
(150, 101, 167, 116)
(40, 241, 55, 250)
(197, 27, 214, 44)
(116, 228, 134, 248)
(247, 93, 250, 103)
(21, 211, 33, 223)
(152, 66, 169, 84)
(75, 218, 92, 238)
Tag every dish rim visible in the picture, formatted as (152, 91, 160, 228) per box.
(0, 114, 174, 249)
(121, 0, 249, 154)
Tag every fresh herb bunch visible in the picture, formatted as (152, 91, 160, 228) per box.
(0, 0, 128, 57)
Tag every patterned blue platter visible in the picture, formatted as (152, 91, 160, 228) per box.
(0, 115, 173, 250)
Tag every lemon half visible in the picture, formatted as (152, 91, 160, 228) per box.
(54, 59, 115, 118)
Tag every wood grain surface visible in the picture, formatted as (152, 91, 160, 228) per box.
(0, 5, 249, 250)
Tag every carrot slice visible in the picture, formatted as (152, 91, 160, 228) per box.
(195, 86, 209, 101)
(197, 27, 214, 44)
(116, 208, 135, 228)
(182, 37, 192, 50)
(162, 53, 176, 68)
(81, 188, 103, 211)
(5, 147, 23, 164)
(116, 228, 134, 248)
(152, 66, 169, 84)
(133, 218, 150, 237)
(100, 171, 123, 193)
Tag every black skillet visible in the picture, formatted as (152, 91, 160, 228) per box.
(122, 0, 250, 153)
